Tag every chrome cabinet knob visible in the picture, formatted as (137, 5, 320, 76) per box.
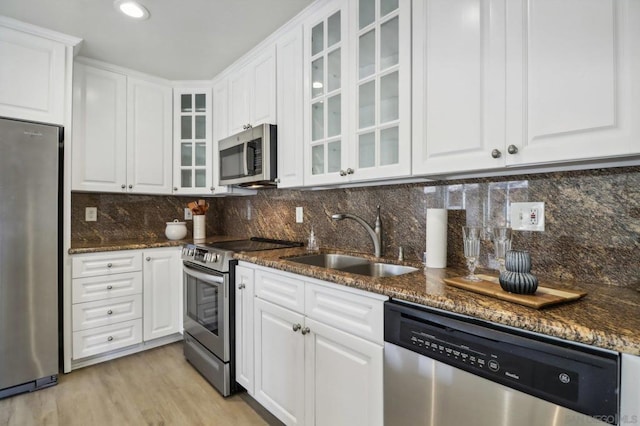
(173, 187, 178, 191)
(107, 263, 113, 268)
(339, 170, 347, 176)
(238, 283, 246, 290)
(275, 178, 281, 184)
(106, 285, 113, 290)
(121, 184, 126, 189)
(128, 184, 133, 189)
(346, 168, 354, 175)
(146, 257, 151, 261)
(210, 187, 215, 192)
(107, 336, 114, 342)
(491, 149, 502, 159)
(292, 323, 302, 332)
(301, 327, 311, 335)
(507, 144, 519, 155)
(107, 310, 113, 315)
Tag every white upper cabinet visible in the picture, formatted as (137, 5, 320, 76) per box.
(228, 45, 277, 136)
(412, 0, 640, 176)
(276, 26, 305, 188)
(505, 0, 640, 165)
(303, 0, 411, 186)
(72, 60, 173, 194)
(304, 0, 350, 186)
(0, 18, 79, 125)
(72, 63, 128, 192)
(412, 0, 506, 175)
(127, 77, 173, 194)
(173, 88, 213, 195)
(348, 0, 411, 182)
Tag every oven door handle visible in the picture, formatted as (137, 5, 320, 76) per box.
(183, 265, 225, 286)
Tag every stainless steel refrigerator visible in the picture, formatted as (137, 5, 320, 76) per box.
(0, 117, 61, 398)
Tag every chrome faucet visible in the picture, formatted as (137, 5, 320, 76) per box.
(331, 205, 383, 257)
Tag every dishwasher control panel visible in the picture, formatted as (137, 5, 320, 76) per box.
(384, 301, 619, 424)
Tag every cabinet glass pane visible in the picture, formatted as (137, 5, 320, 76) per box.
(195, 116, 206, 139)
(327, 95, 341, 137)
(327, 49, 341, 92)
(195, 143, 206, 166)
(195, 94, 206, 112)
(380, 16, 399, 70)
(312, 22, 324, 55)
(181, 116, 192, 139)
(380, 126, 399, 165)
(327, 141, 341, 173)
(358, 132, 375, 168)
(327, 11, 341, 47)
(380, 71, 399, 123)
(181, 143, 192, 166)
(359, 80, 375, 129)
(312, 57, 324, 98)
(181, 170, 192, 187)
(312, 102, 324, 141)
(195, 169, 206, 187)
(181, 94, 192, 112)
(360, 0, 375, 29)
(359, 29, 376, 79)
(312, 145, 324, 175)
(381, 0, 399, 17)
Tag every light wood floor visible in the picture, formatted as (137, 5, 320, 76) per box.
(0, 342, 269, 426)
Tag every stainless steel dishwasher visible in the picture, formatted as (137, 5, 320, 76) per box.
(384, 300, 620, 426)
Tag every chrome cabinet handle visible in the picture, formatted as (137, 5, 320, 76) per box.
(238, 283, 246, 290)
(507, 144, 519, 155)
(491, 149, 502, 159)
(106, 285, 113, 290)
(107, 310, 113, 315)
(107, 336, 114, 342)
(292, 323, 302, 332)
(346, 168, 354, 175)
(301, 327, 310, 335)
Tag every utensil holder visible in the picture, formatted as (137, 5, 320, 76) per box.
(193, 215, 206, 241)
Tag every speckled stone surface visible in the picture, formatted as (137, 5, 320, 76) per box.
(68, 235, 241, 254)
(235, 247, 640, 356)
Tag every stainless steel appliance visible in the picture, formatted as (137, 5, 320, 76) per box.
(0, 117, 61, 399)
(182, 238, 302, 396)
(384, 300, 620, 426)
(218, 124, 277, 187)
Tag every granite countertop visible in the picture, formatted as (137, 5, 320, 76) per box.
(235, 246, 640, 356)
(68, 235, 242, 254)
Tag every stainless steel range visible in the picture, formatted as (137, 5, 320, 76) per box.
(181, 237, 302, 396)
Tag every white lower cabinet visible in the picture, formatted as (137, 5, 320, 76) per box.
(240, 262, 386, 426)
(235, 264, 255, 394)
(70, 248, 182, 366)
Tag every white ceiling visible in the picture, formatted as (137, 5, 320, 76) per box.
(0, 0, 314, 80)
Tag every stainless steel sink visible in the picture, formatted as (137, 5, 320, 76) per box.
(286, 253, 419, 277)
(287, 253, 370, 269)
(339, 262, 419, 278)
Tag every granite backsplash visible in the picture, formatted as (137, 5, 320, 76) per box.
(71, 166, 640, 288)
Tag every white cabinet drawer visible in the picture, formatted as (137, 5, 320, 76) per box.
(305, 283, 385, 345)
(72, 252, 142, 278)
(255, 269, 305, 314)
(72, 294, 142, 331)
(72, 319, 142, 359)
(72, 272, 142, 304)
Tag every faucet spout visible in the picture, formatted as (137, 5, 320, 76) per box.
(331, 207, 383, 257)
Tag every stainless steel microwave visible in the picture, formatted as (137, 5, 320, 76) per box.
(218, 124, 277, 187)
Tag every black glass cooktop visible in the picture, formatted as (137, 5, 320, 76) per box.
(204, 237, 303, 252)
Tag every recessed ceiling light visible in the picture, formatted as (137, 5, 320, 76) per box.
(114, 0, 150, 20)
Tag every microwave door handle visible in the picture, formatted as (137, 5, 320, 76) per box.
(243, 142, 249, 176)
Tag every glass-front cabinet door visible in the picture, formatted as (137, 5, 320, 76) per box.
(173, 88, 213, 194)
(350, 0, 411, 181)
(304, 1, 349, 185)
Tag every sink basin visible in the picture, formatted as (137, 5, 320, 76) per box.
(286, 253, 419, 278)
(287, 253, 370, 269)
(339, 262, 419, 278)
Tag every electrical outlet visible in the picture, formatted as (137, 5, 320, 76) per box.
(85, 207, 97, 222)
(296, 207, 304, 223)
(510, 202, 545, 231)
(184, 207, 193, 220)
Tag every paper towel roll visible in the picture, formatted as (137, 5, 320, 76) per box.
(426, 208, 447, 268)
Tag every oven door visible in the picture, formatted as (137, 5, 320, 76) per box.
(183, 263, 229, 362)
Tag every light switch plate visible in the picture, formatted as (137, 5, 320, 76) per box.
(184, 207, 193, 220)
(510, 202, 545, 231)
(85, 207, 97, 222)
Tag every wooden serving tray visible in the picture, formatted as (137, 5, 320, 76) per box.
(443, 274, 587, 309)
